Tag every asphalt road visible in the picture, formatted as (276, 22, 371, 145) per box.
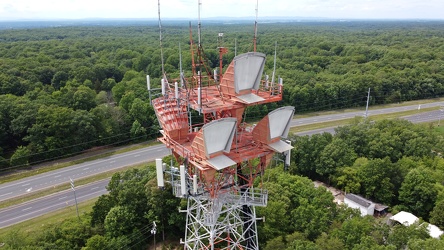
(0, 144, 170, 202)
(295, 108, 444, 137)
(289, 101, 444, 127)
(0, 179, 108, 229)
(1, 101, 444, 228)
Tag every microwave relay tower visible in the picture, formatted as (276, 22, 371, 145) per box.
(150, 1, 294, 249)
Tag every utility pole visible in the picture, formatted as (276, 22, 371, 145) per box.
(439, 106, 444, 126)
(70, 178, 80, 220)
(151, 222, 157, 249)
(365, 88, 371, 119)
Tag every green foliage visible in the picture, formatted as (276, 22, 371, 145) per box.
(9, 146, 30, 167)
(257, 168, 336, 242)
(357, 157, 395, 204)
(290, 132, 333, 178)
(81, 235, 108, 250)
(398, 168, 438, 220)
(104, 206, 137, 238)
(386, 223, 430, 249)
(2, 20, 444, 248)
(407, 237, 444, 250)
(317, 138, 357, 182)
(315, 233, 345, 250)
(429, 199, 444, 229)
(1, 21, 444, 169)
(87, 164, 182, 249)
(0, 229, 32, 250)
(31, 217, 94, 250)
(331, 216, 375, 249)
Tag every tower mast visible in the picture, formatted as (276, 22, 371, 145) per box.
(253, 0, 258, 52)
(152, 1, 294, 249)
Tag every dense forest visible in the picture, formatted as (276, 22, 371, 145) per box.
(1, 20, 444, 170)
(2, 118, 444, 249)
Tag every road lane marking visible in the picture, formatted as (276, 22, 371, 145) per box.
(58, 196, 67, 200)
(22, 207, 32, 211)
(21, 183, 30, 187)
(83, 167, 89, 170)
(0, 192, 12, 197)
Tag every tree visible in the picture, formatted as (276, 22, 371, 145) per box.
(258, 168, 336, 242)
(317, 138, 357, 182)
(351, 236, 396, 250)
(35, 217, 93, 250)
(357, 157, 395, 204)
(72, 85, 96, 111)
(82, 235, 109, 250)
(130, 120, 147, 139)
(315, 233, 345, 250)
(9, 146, 30, 167)
(386, 223, 429, 250)
(331, 216, 374, 249)
(0, 229, 31, 249)
(430, 199, 444, 229)
(145, 179, 185, 241)
(90, 194, 115, 227)
(90, 104, 129, 144)
(104, 206, 137, 238)
(407, 237, 444, 250)
(335, 166, 361, 194)
(129, 98, 155, 128)
(398, 168, 438, 220)
(291, 133, 332, 178)
(51, 71, 69, 90)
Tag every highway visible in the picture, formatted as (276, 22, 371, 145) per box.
(0, 179, 108, 228)
(0, 144, 170, 203)
(0, 101, 443, 228)
(290, 101, 444, 127)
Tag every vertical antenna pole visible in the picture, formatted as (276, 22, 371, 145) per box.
(197, 0, 202, 111)
(271, 42, 277, 85)
(365, 88, 371, 119)
(198, 0, 202, 47)
(234, 38, 237, 56)
(158, 0, 165, 80)
(253, 0, 258, 52)
(179, 43, 184, 87)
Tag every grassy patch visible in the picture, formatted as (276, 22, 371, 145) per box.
(433, 124, 444, 134)
(0, 162, 150, 209)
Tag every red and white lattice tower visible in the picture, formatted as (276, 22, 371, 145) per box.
(152, 1, 294, 249)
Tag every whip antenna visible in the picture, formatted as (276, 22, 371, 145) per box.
(253, 0, 258, 52)
(158, 0, 166, 80)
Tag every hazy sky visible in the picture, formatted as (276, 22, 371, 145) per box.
(1, 0, 443, 20)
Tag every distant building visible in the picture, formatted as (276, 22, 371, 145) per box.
(390, 211, 444, 239)
(390, 211, 418, 226)
(344, 193, 388, 217)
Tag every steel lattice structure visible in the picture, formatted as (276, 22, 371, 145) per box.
(151, 2, 294, 249)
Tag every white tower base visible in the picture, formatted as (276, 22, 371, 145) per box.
(182, 188, 267, 250)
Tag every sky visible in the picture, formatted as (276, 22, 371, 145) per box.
(0, 0, 443, 21)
